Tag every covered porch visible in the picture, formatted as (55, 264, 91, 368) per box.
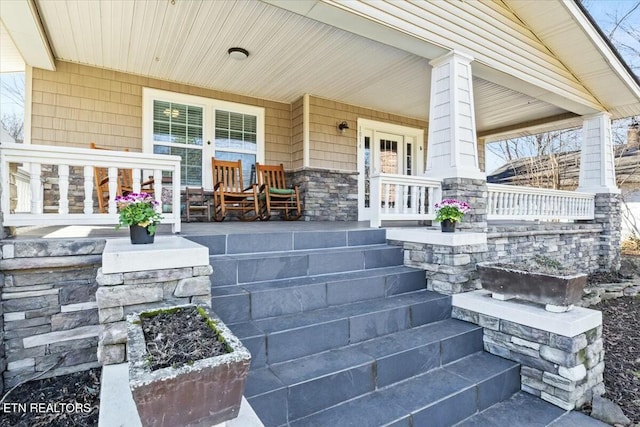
(2, 1, 640, 238)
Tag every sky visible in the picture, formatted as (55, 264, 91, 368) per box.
(581, 0, 640, 75)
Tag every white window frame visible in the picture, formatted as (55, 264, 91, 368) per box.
(142, 87, 265, 190)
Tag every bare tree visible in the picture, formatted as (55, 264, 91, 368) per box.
(1, 113, 24, 143)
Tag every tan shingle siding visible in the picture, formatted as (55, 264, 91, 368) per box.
(307, 95, 428, 171)
(30, 61, 292, 167)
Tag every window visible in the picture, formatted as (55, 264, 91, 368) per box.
(143, 88, 264, 190)
(152, 100, 203, 186)
(215, 110, 257, 184)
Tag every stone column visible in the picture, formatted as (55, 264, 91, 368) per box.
(441, 178, 487, 232)
(96, 237, 212, 365)
(425, 51, 487, 232)
(594, 193, 622, 271)
(577, 113, 621, 271)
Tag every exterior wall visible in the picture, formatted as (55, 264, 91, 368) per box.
(393, 223, 604, 294)
(453, 304, 604, 410)
(441, 178, 487, 232)
(395, 239, 487, 294)
(291, 97, 304, 169)
(486, 223, 603, 273)
(594, 193, 621, 271)
(31, 61, 292, 168)
(0, 239, 104, 388)
(96, 264, 212, 365)
(307, 95, 428, 171)
(289, 168, 358, 221)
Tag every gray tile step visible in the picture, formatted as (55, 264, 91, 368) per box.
(284, 352, 520, 427)
(244, 319, 485, 426)
(210, 266, 426, 323)
(229, 290, 451, 366)
(209, 244, 404, 285)
(186, 228, 386, 255)
(454, 391, 609, 427)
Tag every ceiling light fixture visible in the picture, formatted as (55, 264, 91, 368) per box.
(228, 47, 249, 60)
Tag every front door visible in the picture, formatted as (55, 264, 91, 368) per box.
(357, 120, 424, 221)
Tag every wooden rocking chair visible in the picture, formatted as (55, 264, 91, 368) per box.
(90, 143, 154, 213)
(211, 158, 260, 221)
(256, 163, 302, 221)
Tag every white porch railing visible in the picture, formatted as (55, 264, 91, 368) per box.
(370, 173, 442, 227)
(487, 183, 595, 221)
(0, 142, 182, 233)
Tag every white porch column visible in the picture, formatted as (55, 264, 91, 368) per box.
(425, 51, 484, 180)
(577, 112, 620, 194)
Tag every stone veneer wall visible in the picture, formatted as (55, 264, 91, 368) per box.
(289, 168, 358, 221)
(392, 223, 605, 295)
(486, 223, 603, 272)
(453, 304, 604, 411)
(594, 193, 622, 271)
(96, 264, 213, 365)
(441, 178, 487, 233)
(0, 239, 104, 388)
(41, 165, 90, 214)
(393, 239, 487, 294)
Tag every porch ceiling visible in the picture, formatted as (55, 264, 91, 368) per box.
(4, 0, 638, 139)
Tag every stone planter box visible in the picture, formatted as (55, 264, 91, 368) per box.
(477, 262, 588, 312)
(127, 304, 251, 427)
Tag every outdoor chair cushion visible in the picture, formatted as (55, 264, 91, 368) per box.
(269, 188, 295, 195)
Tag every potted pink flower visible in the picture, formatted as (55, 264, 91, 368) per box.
(434, 199, 471, 232)
(115, 192, 163, 244)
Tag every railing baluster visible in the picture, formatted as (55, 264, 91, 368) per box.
(132, 168, 142, 193)
(153, 169, 163, 208)
(107, 167, 118, 214)
(384, 183, 391, 214)
(58, 164, 69, 215)
(84, 166, 94, 214)
(30, 163, 43, 214)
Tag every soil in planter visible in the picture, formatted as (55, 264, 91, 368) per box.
(141, 306, 231, 371)
(0, 368, 100, 427)
(591, 296, 640, 424)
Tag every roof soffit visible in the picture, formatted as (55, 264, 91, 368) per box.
(265, 0, 603, 115)
(0, 0, 54, 71)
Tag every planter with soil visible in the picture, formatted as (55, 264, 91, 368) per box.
(477, 255, 587, 312)
(127, 304, 251, 427)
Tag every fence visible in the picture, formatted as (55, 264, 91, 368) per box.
(370, 173, 442, 227)
(0, 142, 182, 233)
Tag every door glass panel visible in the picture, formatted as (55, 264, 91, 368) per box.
(380, 139, 398, 208)
(380, 139, 398, 174)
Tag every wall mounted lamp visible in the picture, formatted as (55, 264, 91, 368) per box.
(337, 120, 350, 134)
(228, 47, 249, 60)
